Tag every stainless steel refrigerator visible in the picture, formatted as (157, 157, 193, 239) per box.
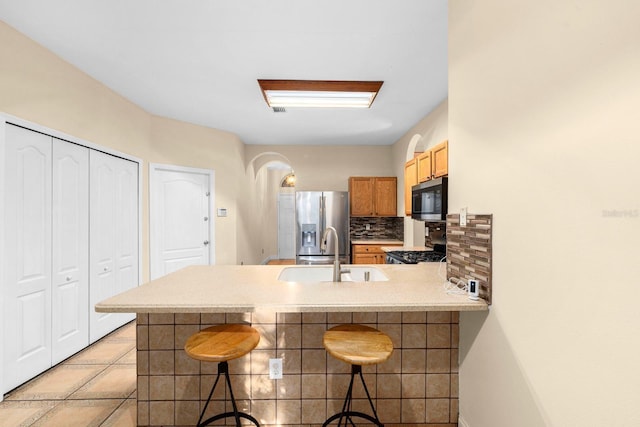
(296, 191, 350, 265)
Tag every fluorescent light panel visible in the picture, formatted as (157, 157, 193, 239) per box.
(258, 80, 383, 109)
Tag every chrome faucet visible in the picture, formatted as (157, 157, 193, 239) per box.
(321, 226, 348, 282)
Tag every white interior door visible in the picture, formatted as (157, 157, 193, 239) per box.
(52, 139, 89, 364)
(150, 164, 213, 280)
(3, 124, 52, 391)
(89, 151, 138, 343)
(278, 193, 296, 259)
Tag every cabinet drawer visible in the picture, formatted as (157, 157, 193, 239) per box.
(352, 245, 384, 254)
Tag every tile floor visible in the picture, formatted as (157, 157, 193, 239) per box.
(0, 321, 137, 427)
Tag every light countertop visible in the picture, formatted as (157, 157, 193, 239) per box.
(381, 246, 433, 252)
(351, 239, 404, 245)
(95, 264, 488, 314)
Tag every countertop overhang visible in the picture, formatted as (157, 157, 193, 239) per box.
(95, 264, 488, 314)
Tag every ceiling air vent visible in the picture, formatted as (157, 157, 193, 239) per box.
(272, 106, 287, 113)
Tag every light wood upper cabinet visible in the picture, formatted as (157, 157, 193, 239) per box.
(349, 177, 375, 216)
(374, 177, 397, 216)
(417, 150, 432, 182)
(404, 140, 449, 215)
(432, 140, 448, 178)
(349, 176, 397, 217)
(415, 139, 449, 183)
(404, 159, 417, 216)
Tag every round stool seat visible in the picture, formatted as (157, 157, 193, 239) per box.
(323, 324, 393, 366)
(185, 324, 260, 363)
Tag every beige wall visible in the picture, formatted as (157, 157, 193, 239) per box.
(449, 1, 640, 426)
(0, 21, 249, 274)
(245, 144, 394, 191)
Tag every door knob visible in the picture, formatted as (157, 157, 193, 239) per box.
(204, 216, 209, 221)
(203, 240, 210, 246)
(66, 276, 72, 281)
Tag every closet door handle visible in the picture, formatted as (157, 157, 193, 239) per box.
(203, 240, 210, 246)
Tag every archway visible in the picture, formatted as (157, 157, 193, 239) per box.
(406, 133, 425, 161)
(246, 152, 296, 263)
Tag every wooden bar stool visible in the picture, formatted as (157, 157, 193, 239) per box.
(323, 324, 394, 427)
(185, 324, 260, 427)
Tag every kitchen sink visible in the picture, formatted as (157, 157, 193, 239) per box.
(277, 265, 389, 282)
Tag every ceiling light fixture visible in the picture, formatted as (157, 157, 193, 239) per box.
(258, 80, 383, 109)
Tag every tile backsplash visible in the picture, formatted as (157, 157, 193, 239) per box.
(350, 217, 404, 240)
(446, 214, 493, 304)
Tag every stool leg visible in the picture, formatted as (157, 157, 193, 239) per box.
(222, 360, 242, 426)
(356, 366, 380, 423)
(197, 361, 225, 426)
(198, 361, 261, 427)
(323, 364, 383, 427)
(337, 366, 357, 427)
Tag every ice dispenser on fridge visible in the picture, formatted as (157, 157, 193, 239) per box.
(301, 224, 317, 247)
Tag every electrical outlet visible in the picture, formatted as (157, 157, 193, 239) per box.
(269, 358, 283, 379)
(365, 224, 371, 231)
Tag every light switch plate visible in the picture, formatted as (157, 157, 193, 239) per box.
(217, 208, 227, 217)
(460, 207, 467, 227)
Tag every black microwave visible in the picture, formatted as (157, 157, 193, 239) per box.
(411, 177, 448, 221)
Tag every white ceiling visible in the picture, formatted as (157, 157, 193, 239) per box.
(0, 0, 447, 146)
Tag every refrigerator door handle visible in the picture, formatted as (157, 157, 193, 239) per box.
(320, 194, 326, 253)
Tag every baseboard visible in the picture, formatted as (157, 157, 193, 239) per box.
(459, 414, 470, 427)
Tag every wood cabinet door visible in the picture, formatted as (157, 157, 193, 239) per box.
(404, 160, 417, 216)
(374, 177, 397, 216)
(432, 140, 448, 178)
(349, 177, 374, 216)
(417, 151, 432, 182)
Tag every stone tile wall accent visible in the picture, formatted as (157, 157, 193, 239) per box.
(446, 214, 493, 304)
(137, 311, 460, 427)
(350, 217, 404, 240)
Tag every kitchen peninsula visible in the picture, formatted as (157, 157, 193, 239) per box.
(96, 264, 487, 426)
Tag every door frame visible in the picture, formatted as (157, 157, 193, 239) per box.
(149, 163, 215, 279)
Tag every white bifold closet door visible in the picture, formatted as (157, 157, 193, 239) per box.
(3, 125, 53, 391)
(2, 122, 139, 393)
(3, 126, 91, 390)
(89, 150, 138, 343)
(51, 139, 89, 364)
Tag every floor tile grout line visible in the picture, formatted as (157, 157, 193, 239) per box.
(0, 321, 138, 427)
(98, 398, 130, 426)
